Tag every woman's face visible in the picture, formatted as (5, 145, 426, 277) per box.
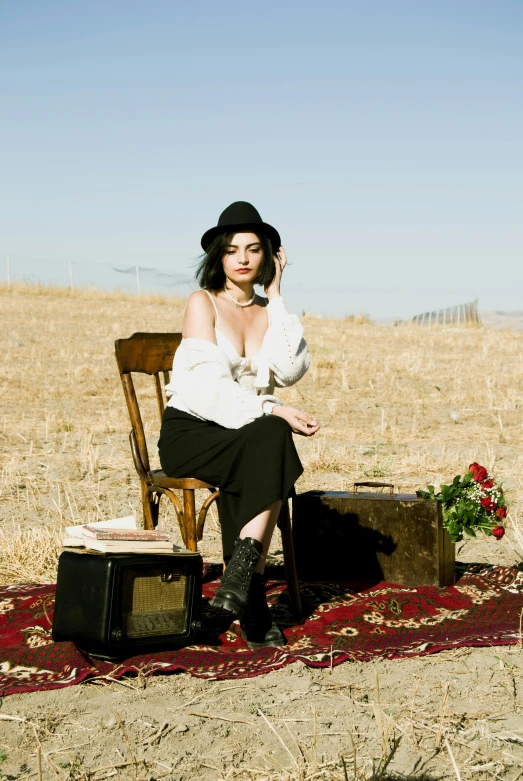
(222, 232, 264, 284)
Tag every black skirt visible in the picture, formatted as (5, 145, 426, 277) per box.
(158, 408, 303, 557)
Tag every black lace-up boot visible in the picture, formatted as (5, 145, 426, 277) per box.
(210, 537, 263, 617)
(240, 573, 286, 649)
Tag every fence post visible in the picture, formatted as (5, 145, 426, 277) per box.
(136, 266, 141, 295)
(7, 255, 10, 290)
(69, 261, 74, 291)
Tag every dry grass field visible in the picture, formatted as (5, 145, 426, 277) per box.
(1, 283, 523, 780)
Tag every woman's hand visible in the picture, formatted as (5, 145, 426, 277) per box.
(265, 246, 287, 300)
(272, 404, 320, 436)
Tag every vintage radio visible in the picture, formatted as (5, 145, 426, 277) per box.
(292, 483, 455, 587)
(52, 550, 202, 660)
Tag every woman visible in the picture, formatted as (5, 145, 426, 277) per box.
(158, 201, 320, 648)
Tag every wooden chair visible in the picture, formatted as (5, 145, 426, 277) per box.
(115, 332, 302, 616)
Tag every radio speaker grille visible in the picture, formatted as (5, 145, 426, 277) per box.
(122, 568, 188, 638)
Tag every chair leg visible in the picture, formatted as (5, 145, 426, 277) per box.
(160, 488, 186, 547)
(141, 481, 159, 530)
(183, 489, 198, 552)
(278, 500, 303, 617)
(196, 489, 220, 541)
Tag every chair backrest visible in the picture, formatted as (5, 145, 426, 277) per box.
(115, 332, 182, 475)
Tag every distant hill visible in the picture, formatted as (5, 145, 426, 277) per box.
(480, 311, 523, 330)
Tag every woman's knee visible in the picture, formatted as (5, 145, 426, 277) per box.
(254, 413, 292, 436)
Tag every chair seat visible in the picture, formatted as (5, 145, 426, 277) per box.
(149, 469, 217, 491)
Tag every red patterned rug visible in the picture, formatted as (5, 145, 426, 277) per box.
(1, 563, 523, 697)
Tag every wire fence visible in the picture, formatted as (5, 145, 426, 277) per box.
(1, 254, 197, 297)
(2, 253, 486, 326)
(395, 299, 481, 327)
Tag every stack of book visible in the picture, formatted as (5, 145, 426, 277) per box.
(62, 515, 188, 554)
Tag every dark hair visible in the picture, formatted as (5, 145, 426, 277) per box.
(195, 232, 276, 291)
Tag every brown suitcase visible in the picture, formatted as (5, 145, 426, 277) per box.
(292, 482, 455, 587)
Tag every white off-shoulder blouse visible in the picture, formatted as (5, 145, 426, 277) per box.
(165, 295, 310, 429)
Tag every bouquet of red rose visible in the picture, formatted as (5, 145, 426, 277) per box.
(417, 462, 507, 543)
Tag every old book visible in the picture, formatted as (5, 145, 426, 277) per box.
(80, 526, 171, 542)
(62, 536, 85, 548)
(62, 515, 193, 555)
(65, 515, 136, 539)
(84, 539, 174, 554)
(62, 544, 200, 557)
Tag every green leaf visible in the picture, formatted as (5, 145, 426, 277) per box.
(464, 526, 476, 537)
(448, 521, 461, 536)
(443, 508, 458, 525)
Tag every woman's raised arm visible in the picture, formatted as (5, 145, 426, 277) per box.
(263, 297, 310, 387)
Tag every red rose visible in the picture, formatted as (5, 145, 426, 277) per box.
(481, 497, 496, 512)
(481, 480, 494, 492)
(492, 525, 505, 540)
(469, 462, 480, 474)
(496, 507, 507, 518)
(472, 466, 488, 482)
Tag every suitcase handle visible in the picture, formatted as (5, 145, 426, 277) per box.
(354, 481, 394, 495)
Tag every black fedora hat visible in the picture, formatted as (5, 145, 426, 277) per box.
(201, 201, 281, 252)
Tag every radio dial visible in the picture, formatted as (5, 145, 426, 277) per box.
(111, 628, 123, 643)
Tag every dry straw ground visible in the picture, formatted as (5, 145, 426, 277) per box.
(1, 283, 523, 780)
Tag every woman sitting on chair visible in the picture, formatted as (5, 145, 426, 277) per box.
(158, 201, 320, 648)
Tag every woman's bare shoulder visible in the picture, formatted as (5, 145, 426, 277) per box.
(183, 290, 217, 340)
(186, 289, 215, 312)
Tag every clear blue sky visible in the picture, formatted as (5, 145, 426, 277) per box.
(1, 0, 522, 318)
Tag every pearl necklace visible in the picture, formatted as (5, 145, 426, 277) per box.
(223, 283, 255, 308)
